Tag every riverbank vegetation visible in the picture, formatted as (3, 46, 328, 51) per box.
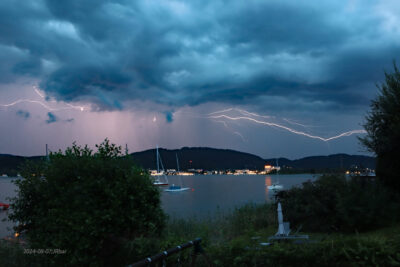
(2, 186, 400, 266)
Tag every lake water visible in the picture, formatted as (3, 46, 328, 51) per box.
(0, 174, 317, 238)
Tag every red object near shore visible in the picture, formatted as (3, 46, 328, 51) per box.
(0, 203, 10, 210)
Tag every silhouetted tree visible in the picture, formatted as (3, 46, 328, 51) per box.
(9, 139, 165, 266)
(359, 63, 400, 192)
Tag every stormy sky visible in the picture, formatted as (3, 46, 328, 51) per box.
(0, 0, 399, 159)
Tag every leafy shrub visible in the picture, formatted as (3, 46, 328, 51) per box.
(8, 139, 166, 266)
(359, 63, 400, 192)
(276, 174, 400, 232)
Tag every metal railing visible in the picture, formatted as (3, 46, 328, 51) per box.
(128, 238, 213, 267)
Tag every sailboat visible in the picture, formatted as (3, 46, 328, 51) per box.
(165, 153, 190, 192)
(152, 146, 169, 186)
(267, 159, 283, 191)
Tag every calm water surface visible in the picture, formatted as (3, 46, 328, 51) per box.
(0, 174, 317, 238)
(161, 174, 317, 218)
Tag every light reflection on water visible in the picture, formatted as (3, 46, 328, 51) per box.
(0, 174, 317, 238)
(265, 176, 272, 201)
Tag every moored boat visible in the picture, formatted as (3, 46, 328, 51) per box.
(267, 184, 284, 190)
(152, 146, 169, 186)
(164, 153, 191, 192)
(165, 184, 190, 192)
(267, 159, 284, 191)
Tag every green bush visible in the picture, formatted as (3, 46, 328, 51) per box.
(276, 174, 399, 232)
(8, 139, 166, 266)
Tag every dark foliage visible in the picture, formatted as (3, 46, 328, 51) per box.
(276, 174, 400, 232)
(359, 63, 400, 192)
(8, 139, 165, 266)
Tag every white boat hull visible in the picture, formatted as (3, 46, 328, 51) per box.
(153, 181, 168, 186)
(267, 184, 284, 190)
(165, 187, 190, 192)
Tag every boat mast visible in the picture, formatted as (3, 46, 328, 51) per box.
(276, 158, 279, 172)
(156, 145, 159, 173)
(276, 158, 280, 183)
(176, 153, 180, 172)
(46, 144, 49, 161)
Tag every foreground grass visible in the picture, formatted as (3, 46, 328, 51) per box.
(208, 230, 400, 266)
(163, 204, 400, 266)
(2, 203, 400, 266)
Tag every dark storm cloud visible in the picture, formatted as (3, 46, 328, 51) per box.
(40, 65, 131, 110)
(44, 113, 74, 124)
(220, 3, 349, 52)
(164, 111, 174, 123)
(46, 112, 58, 124)
(0, 0, 398, 111)
(16, 110, 30, 119)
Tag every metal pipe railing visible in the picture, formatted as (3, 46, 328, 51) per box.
(128, 238, 213, 267)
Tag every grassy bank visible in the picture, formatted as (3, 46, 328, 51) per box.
(2, 203, 400, 266)
(2, 175, 400, 266)
(161, 202, 400, 266)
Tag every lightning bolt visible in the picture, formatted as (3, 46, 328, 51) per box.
(184, 107, 365, 142)
(283, 118, 318, 128)
(0, 86, 87, 112)
(0, 98, 86, 112)
(34, 86, 86, 111)
(235, 108, 273, 119)
(208, 107, 272, 119)
(207, 111, 366, 142)
(34, 87, 45, 98)
(233, 131, 247, 142)
(211, 120, 246, 142)
(1, 99, 59, 111)
(208, 108, 234, 115)
(214, 120, 229, 128)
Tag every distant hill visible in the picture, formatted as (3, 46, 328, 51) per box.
(0, 154, 43, 175)
(0, 148, 376, 175)
(132, 149, 375, 171)
(130, 147, 266, 170)
(265, 154, 375, 170)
